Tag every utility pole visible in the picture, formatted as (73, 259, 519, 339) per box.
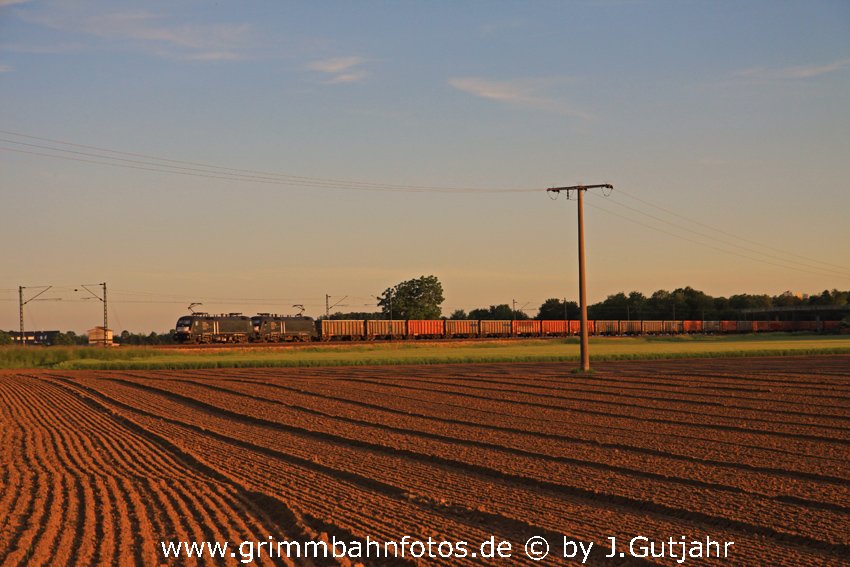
(18, 285, 52, 346)
(512, 299, 517, 321)
(547, 184, 613, 372)
(80, 283, 108, 346)
(103, 282, 108, 345)
(325, 295, 347, 319)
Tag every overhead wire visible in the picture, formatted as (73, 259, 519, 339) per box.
(584, 200, 848, 280)
(4, 128, 846, 309)
(0, 130, 539, 194)
(614, 187, 850, 273)
(587, 192, 850, 279)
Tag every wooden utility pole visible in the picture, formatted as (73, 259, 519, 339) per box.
(547, 184, 613, 371)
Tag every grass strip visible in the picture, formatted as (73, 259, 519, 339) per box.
(1, 334, 848, 370)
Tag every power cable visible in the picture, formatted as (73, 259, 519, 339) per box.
(588, 192, 850, 279)
(0, 131, 538, 194)
(585, 200, 848, 280)
(614, 187, 850, 274)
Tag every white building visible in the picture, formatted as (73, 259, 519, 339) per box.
(87, 326, 114, 346)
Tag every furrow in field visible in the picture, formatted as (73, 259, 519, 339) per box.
(19, 374, 198, 483)
(186, 376, 850, 511)
(45, 375, 360, 567)
(69, 374, 840, 566)
(1, 373, 325, 567)
(89, 375, 850, 553)
(19, 374, 234, 565)
(382, 370, 850, 425)
(333, 375, 850, 445)
(239, 364, 850, 413)
(0, 379, 60, 567)
(60, 376, 516, 566)
(14, 376, 125, 566)
(328, 376, 850, 462)
(0, 384, 29, 555)
(373, 361, 850, 398)
(250, 373, 850, 480)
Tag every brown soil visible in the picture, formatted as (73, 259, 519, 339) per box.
(1, 356, 848, 566)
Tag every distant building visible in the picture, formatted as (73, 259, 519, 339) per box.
(9, 330, 61, 345)
(87, 326, 114, 346)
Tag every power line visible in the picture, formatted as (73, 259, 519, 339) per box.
(584, 200, 848, 280)
(612, 188, 850, 274)
(588, 192, 850, 279)
(0, 131, 538, 194)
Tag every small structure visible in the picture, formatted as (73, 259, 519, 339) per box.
(87, 326, 114, 346)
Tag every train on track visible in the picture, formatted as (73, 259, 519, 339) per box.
(173, 312, 839, 344)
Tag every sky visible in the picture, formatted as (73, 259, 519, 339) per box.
(1, 0, 849, 333)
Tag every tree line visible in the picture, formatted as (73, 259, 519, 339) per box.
(329, 276, 849, 322)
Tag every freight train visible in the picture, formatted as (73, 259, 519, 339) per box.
(173, 313, 838, 343)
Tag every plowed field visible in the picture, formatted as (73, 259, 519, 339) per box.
(1, 356, 848, 566)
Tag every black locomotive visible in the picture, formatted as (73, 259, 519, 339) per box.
(174, 313, 317, 343)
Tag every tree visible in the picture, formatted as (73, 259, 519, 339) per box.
(377, 275, 444, 320)
(323, 311, 382, 320)
(808, 289, 849, 306)
(773, 291, 803, 308)
(627, 291, 648, 319)
(536, 298, 578, 320)
(449, 309, 467, 320)
(589, 293, 629, 320)
(53, 331, 78, 346)
(468, 304, 528, 320)
(675, 286, 714, 320)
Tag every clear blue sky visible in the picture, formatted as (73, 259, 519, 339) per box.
(2, 1, 849, 332)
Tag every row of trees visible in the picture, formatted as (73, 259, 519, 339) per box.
(329, 276, 849, 322)
(584, 288, 849, 321)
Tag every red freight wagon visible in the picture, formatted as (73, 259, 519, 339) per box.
(736, 321, 756, 333)
(642, 321, 664, 334)
(794, 321, 819, 331)
(319, 319, 365, 340)
(720, 321, 737, 333)
(512, 320, 541, 337)
(682, 320, 703, 333)
(569, 320, 582, 335)
(445, 320, 479, 338)
(480, 320, 512, 337)
(407, 320, 445, 338)
(619, 320, 642, 335)
(704, 320, 721, 333)
(595, 320, 619, 335)
(541, 320, 569, 336)
(663, 321, 683, 334)
(366, 320, 406, 339)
